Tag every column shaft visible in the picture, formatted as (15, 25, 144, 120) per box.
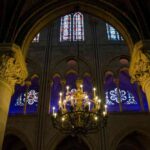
(0, 43, 28, 148)
(0, 80, 12, 149)
(129, 40, 150, 111)
(141, 78, 150, 110)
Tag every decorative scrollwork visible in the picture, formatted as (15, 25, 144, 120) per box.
(129, 41, 150, 84)
(0, 52, 28, 90)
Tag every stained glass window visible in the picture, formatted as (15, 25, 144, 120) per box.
(104, 71, 148, 112)
(60, 12, 84, 41)
(32, 33, 40, 43)
(73, 12, 84, 41)
(60, 15, 71, 41)
(50, 75, 62, 112)
(9, 76, 39, 114)
(106, 23, 123, 40)
(50, 73, 94, 112)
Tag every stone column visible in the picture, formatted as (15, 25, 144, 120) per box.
(129, 40, 150, 110)
(0, 44, 28, 148)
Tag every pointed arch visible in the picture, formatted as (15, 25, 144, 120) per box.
(60, 14, 71, 41)
(73, 12, 84, 41)
(106, 23, 123, 40)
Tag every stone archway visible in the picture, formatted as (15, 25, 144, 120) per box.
(2, 134, 27, 150)
(54, 136, 90, 150)
(116, 131, 150, 150)
(14, 1, 139, 57)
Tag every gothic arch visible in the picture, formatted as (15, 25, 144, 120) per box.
(14, 1, 140, 57)
(4, 128, 33, 150)
(52, 56, 92, 78)
(110, 127, 150, 150)
(46, 133, 93, 150)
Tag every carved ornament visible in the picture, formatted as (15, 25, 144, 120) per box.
(129, 40, 150, 83)
(0, 44, 28, 92)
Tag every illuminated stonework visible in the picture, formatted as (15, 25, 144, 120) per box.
(0, 44, 28, 92)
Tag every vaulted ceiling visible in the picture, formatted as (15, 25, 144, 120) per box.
(0, 0, 150, 47)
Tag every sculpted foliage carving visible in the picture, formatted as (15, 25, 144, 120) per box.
(130, 45, 150, 84)
(0, 53, 26, 87)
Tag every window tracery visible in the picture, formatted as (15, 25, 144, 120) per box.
(106, 23, 123, 41)
(9, 76, 39, 114)
(104, 72, 148, 112)
(32, 33, 40, 43)
(60, 12, 84, 41)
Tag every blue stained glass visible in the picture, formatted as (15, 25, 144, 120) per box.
(26, 77, 39, 113)
(9, 77, 39, 115)
(83, 75, 93, 99)
(119, 71, 141, 111)
(9, 85, 26, 114)
(50, 76, 62, 112)
(140, 88, 149, 111)
(106, 23, 123, 40)
(66, 73, 78, 89)
(104, 71, 148, 112)
(50, 73, 94, 112)
(104, 75, 120, 112)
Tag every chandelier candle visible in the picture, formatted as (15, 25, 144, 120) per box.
(51, 79, 108, 135)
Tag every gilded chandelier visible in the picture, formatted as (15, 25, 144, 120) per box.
(51, 79, 108, 135)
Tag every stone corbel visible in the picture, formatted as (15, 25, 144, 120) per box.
(0, 43, 28, 93)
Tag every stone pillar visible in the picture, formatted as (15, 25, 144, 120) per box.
(0, 44, 28, 148)
(129, 40, 150, 110)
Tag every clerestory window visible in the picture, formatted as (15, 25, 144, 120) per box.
(60, 12, 84, 42)
(106, 23, 123, 41)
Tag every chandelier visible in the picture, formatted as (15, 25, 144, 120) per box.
(51, 79, 108, 135)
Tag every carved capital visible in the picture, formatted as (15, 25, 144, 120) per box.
(0, 44, 28, 92)
(129, 40, 150, 84)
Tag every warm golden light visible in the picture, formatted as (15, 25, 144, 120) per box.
(94, 116, 98, 121)
(51, 79, 108, 135)
(103, 111, 106, 116)
(98, 99, 101, 103)
(62, 117, 65, 122)
(54, 113, 57, 118)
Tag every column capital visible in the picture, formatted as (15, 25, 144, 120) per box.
(129, 40, 150, 84)
(0, 43, 28, 93)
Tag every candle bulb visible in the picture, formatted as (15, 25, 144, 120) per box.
(52, 106, 55, 115)
(93, 87, 96, 97)
(103, 111, 106, 117)
(85, 95, 88, 100)
(80, 84, 83, 91)
(54, 113, 57, 118)
(104, 104, 107, 111)
(98, 99, 101, 109)
(59, 92, 62, 101)
(104, 105, 107, 115)
(66, 86, 69, 93)
(88, 102, 91, 111)
(95, 96, 98, 101)
(98, 99, 101, 103)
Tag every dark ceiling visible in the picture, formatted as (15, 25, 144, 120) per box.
(0, 0, 150, 44)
